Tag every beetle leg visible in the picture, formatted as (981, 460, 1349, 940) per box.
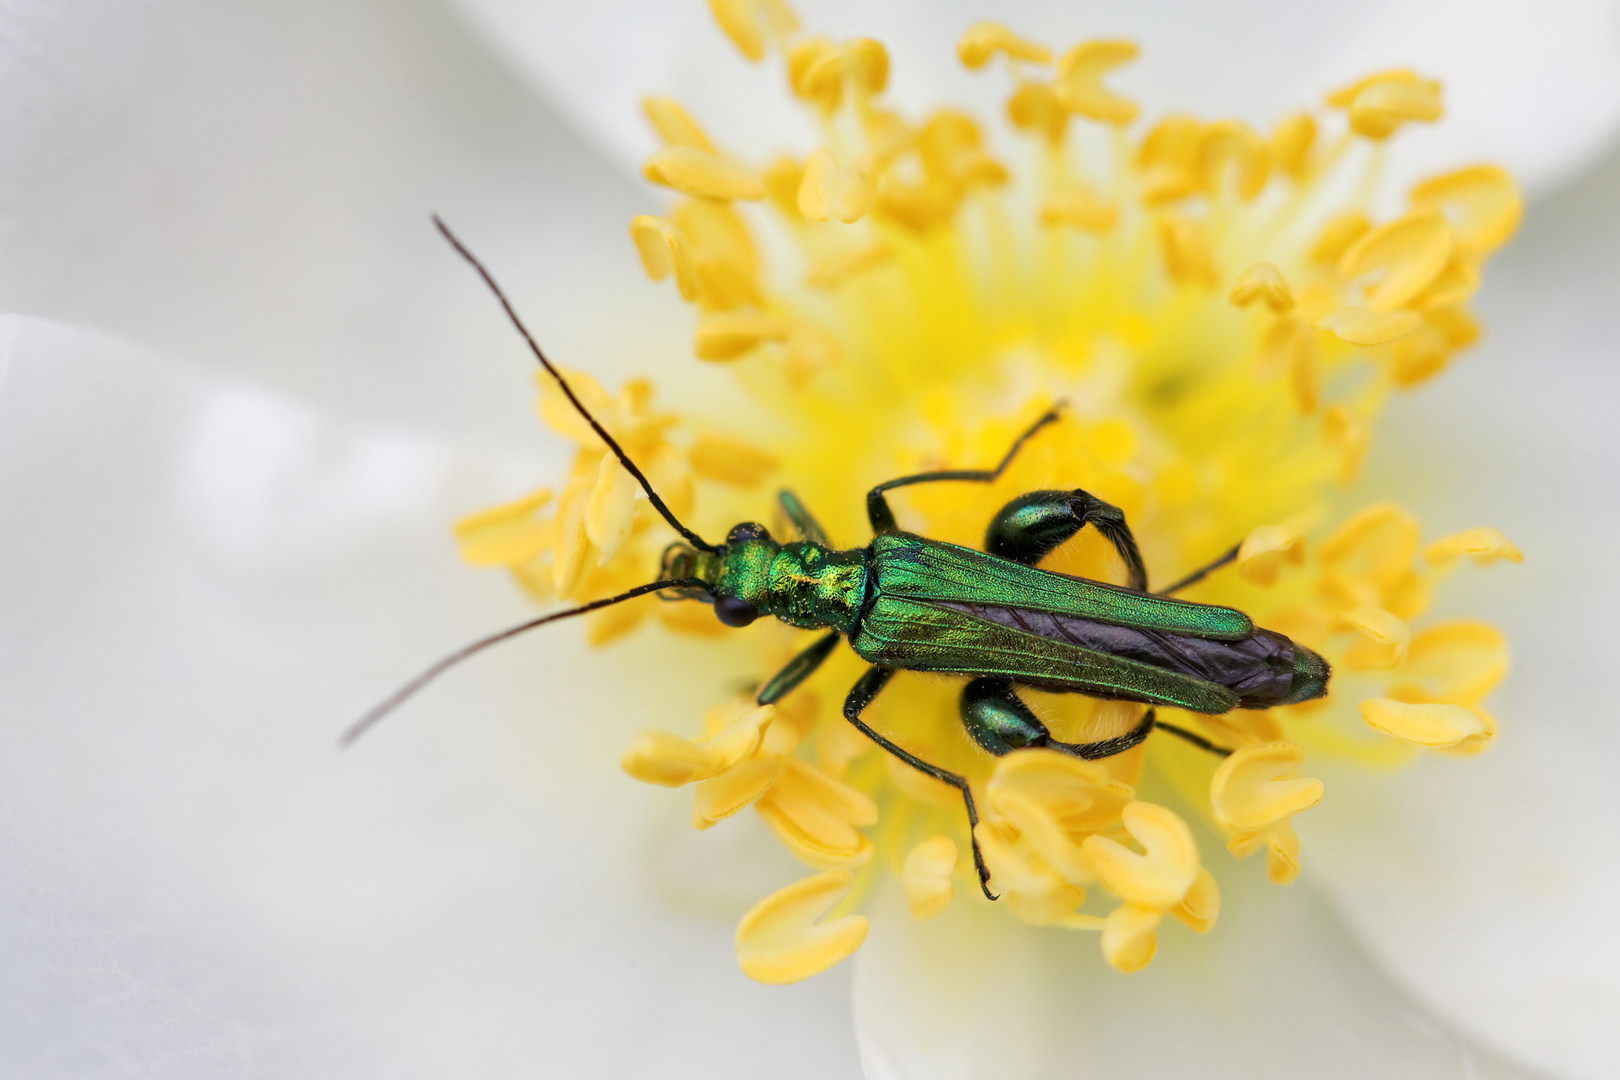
(756, 630, 840, 706)
(775, 488, 833, 546)
(865, 405, 1065, 535)
(843, 666, 999, 901)
(1158, 543, 1241, 596)
(1048, 708, 1157, 759)
(983, 489, 1149, 589)
(960, 677, 1052, 755)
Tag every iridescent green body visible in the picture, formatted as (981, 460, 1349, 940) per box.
(687, 528, 1327, 716)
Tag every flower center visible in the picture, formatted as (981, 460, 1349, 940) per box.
(455, 7, 1522, 982)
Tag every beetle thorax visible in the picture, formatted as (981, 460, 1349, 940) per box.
(763, 542, 868, 633)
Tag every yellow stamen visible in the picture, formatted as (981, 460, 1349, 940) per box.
(735, 869, 868, 984)
(1359, 698, 1493, 750)
(1270, 112, 1316, 178)
(797, 147, 877, 223)
(755, 758, 879, 868)
(1390, 620, 1509, 704)
(1424, 526, 1523, 567)
(643, 146, 764, 202)
(708, 0, 798, 63)
(584, 454, 638, 564)
(1316, 306, 1421, 345)
(1327, 69, 1443, 139)
(629, 215, 701, 302)
(1100, 902, 1162, 973)
(693, 311, 791, 361)
(1040, 181, 1119, 232)
(1082, 801, 1198, 910)
(620, 704, 775, 787)
(1156, 213, 1218, 289)
(1411, 164, 1522, 256)
(452, 488, 553, 567)
(901, 836, 957, 920)
(1338, 207, 1455, 311)
(1196, 120, 1270, 200)
(550, 475, 595, 599)
(957, 22, 1051, 68)
(642, 97, 715, 150)
(1229, 262, 1294, 312)
(688, 431, 780, 486)
(1339, 605, 1411, 669)
(1235, 524, 1305, 586)
(1172, 867, 1220, 932)
(1053, 40, 1140, 124)
(1210, 743, 1323, 832)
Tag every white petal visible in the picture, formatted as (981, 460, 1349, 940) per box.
(0, 0, 690, 445)
(853, 869, 1533, 1079)
(0, 317, 856, 1077)
(1302, 141, 1620, 1079)
(448, 0, 1620, 194)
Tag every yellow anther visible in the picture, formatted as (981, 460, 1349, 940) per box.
(1359, 698, 1492, 749)
(1100, 902, 1162, 973)
(641, 97, 714, 151)
(1320, 501, 1420, 580)
(1007, 82, 1068, 143)
(797, 147, 877, 223)
(537, 366, 614, 446)
(1236, 524, 1305, 586)
(762, 156, 805, 218)
(901, 836, 957, 921)
(792, 37, 888, 111)
(1339, 207, 1455, 311)
(621, 704, 775, 787)
(689, 431, 779, 486)
(708, 0, 798, 63)
(1316, 306, 1421, 345)
(1408, 254, 1479, 310)
(1270, 112, 1316, 178)
(1039, 181, 1118, 232)
(693, 757, 785, 828)
(1411, 164, 1522, 257)
(1264, 821, 1302, 883)
(988, 749, 1135, 835)
(735, 869, 868, 984)
(1211, 742, 1323, 832)
(1156, 213, 1218, 289)
(583, 454, 638, 564)
(1388, 327, 1451, 387)
(628, 216, 701, 302)
(1082, 801, 1198, 910)
(1053, 40, 1140, 124)
(1310, 211, 1371, 265)
(1171, 867, 1220, 933)
(805, 241, 891, 290)
(551, 474, 595, 599)
(693, 311, 791, 361)
(958, 22, 1051, 68)
(1425, 526, 1523, 567)
(646, 442, 695, 518)
(1196, 120, 1270, 200)
(1426, 305, 1481, 350)
(1328, 69, 1443, 139)
(1229, 262, 1294, 312)
(756, 758, 878, 869)
(672, 199, 762, 311)
(452, 488, 553, 567)
(916, 110, 1007, 190)
(1136, 116, 1203, 204)
(975, 820, 1088, 925)
(1339, 605, 1411, 669)
(643, 146, 764, 202)
(1391, 620, 1509, 705)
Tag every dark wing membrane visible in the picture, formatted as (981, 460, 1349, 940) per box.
(870, 533, 1253, 641)
(851, 594, 1240, 714)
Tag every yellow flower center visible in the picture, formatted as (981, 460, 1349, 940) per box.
(454, 8, 1522, 982)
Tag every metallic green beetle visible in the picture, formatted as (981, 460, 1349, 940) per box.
(348, 220, 1331, 901)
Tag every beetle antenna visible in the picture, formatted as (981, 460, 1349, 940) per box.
(433, 215, 719, 554)
(340, 577, 706, 749)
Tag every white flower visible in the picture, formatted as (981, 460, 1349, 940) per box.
(1, 1, 1618, 1077)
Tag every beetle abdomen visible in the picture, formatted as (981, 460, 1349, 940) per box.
(937, 602, 1328, 709)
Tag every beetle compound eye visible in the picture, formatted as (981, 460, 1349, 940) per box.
(726, 522, 770, 545)
(713, 596, 761, 627)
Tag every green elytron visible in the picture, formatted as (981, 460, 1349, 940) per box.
(348, 219, 1331, 901)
